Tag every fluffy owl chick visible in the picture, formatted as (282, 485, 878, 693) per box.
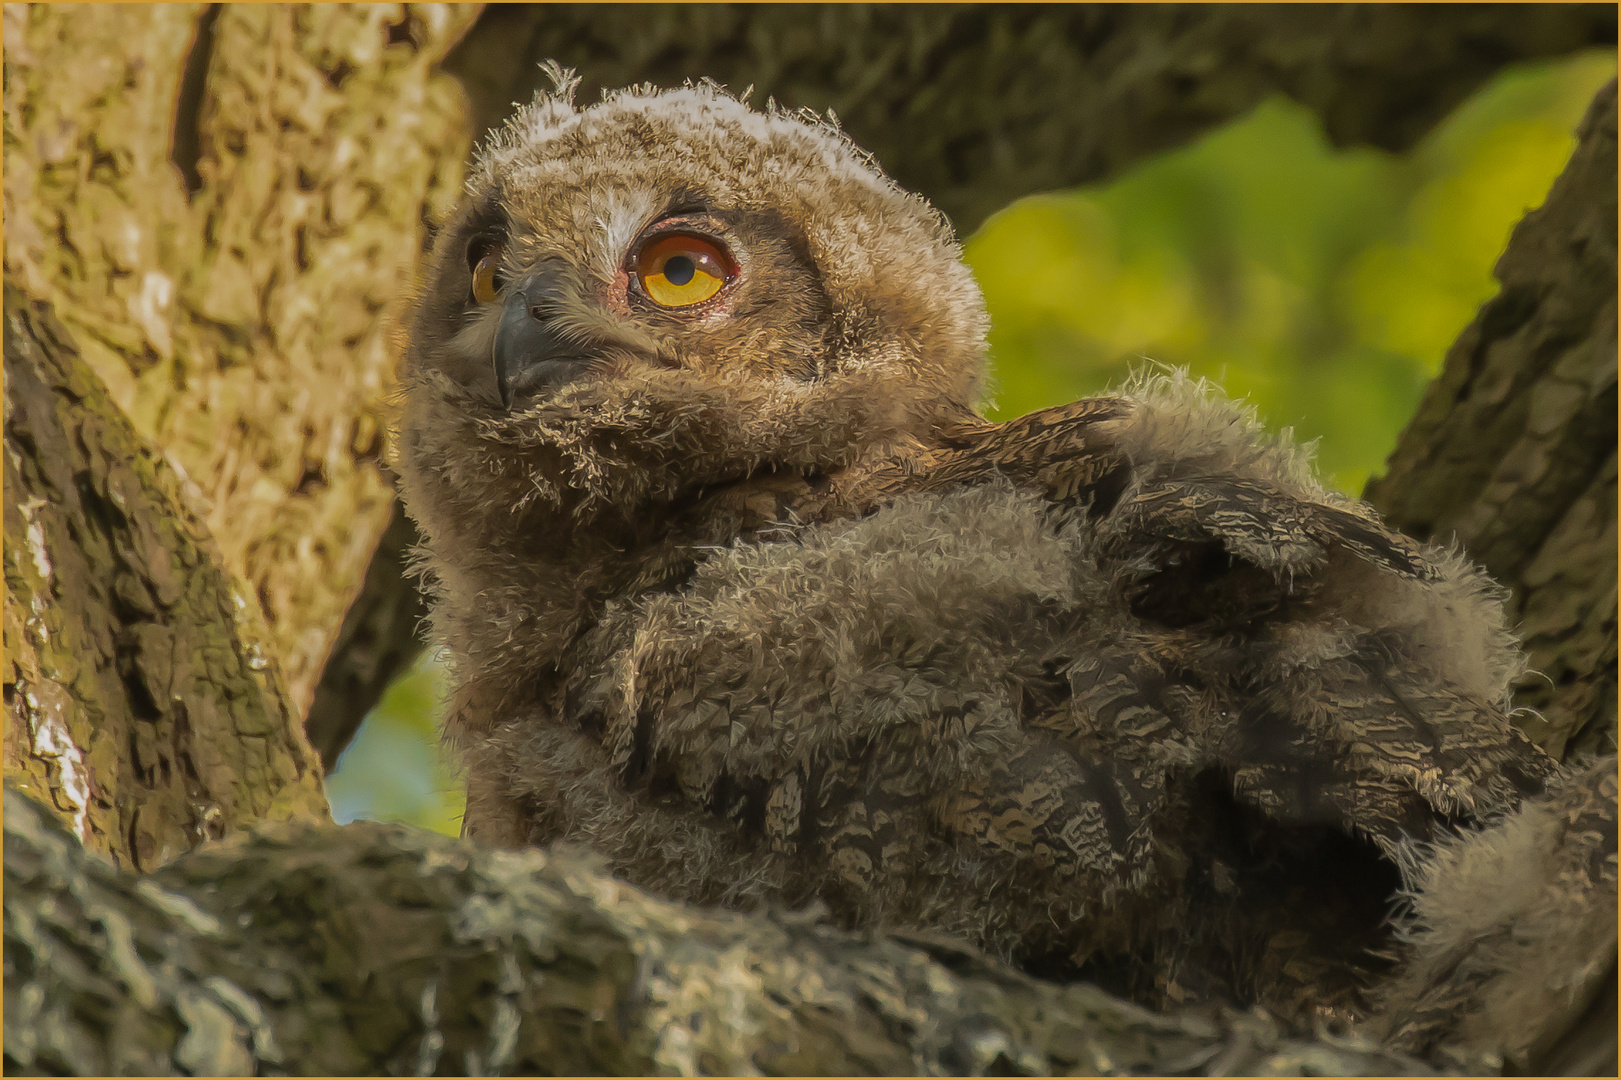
(399, 75, 985, 778)
(396, 79, 1567, 1026)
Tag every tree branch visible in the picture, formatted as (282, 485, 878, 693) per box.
(447, 3, 1615, 233)
(303, 499, 430, 771)
(2, 785, 1435, 1077)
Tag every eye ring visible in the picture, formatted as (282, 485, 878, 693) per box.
(634, 232, 736, 309)
(466, 237, 505, 305)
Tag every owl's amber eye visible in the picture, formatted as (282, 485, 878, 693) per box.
(470, 240, 505, 304)
(636, 233, 733, 308)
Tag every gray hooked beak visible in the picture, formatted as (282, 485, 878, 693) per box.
(492, 267, 594, 408)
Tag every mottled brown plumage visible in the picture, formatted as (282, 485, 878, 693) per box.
(395, 75, 1598, 1036)
(1368, 757, 1617, 1070)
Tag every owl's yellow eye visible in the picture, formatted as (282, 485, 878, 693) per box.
(636, 234, 733, 308)
(471, 241, 504, 304)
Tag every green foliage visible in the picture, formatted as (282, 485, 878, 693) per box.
(327, 53, 1616, 835)
(970, 51, 1614, 493)
(326, 654, 463, 835)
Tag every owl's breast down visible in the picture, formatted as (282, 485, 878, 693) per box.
(467, 373, 1557, 1019)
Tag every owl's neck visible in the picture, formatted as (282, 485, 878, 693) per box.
(420, 366, 984, 740)
(432, 452, 901, 742)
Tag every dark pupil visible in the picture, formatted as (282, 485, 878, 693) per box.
(663, 255, 696, 286)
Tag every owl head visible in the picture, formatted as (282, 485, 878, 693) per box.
(398, 76, 988, 559)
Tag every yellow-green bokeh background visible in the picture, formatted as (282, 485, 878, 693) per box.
(327, 52, 1616, 836)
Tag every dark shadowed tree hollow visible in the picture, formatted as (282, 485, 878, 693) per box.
(3, 4, 1616, 1076)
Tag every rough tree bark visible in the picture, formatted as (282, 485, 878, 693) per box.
(2, 786, 1441, 1077)
(3, 286, 327, 870)
(312, 1, 1620, 763)
(3, 4, 1616, 1076)
(2, 3, 476, 724)
(1364, 79, 1618, 763)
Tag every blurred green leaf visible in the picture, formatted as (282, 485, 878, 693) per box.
(969, 50, 1613, 494)
(326, 652, 463, 836)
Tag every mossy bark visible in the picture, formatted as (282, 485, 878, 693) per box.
(2, 785, 1440, 1077)
(3, 286, 328, 870)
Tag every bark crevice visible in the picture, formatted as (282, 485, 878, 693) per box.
(2, 285, 329, 870)
(169, 4, 221, 199)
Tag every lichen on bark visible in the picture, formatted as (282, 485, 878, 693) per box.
(2, 785, 1439, 1077)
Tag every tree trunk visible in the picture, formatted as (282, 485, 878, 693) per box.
(1365, 79, 1618, 763)
(2, 3, 476, 722)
